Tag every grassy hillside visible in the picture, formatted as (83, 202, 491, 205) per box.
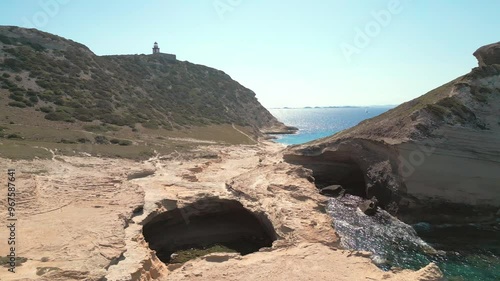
(0, 26, 283, 159)
(0, 26, 281, 130)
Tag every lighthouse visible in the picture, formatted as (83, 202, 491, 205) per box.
(152, 42, 160, 54)
(150, 42, 176, 60)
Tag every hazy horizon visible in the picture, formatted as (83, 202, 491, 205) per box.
(267, 104, 396, 109)
(1, 0, 499, 108)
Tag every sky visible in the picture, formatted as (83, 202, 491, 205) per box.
(1, 0, 499, 108)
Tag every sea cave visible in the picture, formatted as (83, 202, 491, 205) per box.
(285, 151, 369, 198)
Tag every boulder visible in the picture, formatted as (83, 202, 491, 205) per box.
(319, 185, 345, 197)
(358, 197, 379, 216)
(473, 42, 500, 66)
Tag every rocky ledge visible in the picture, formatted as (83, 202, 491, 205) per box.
(474, 41, 500, 67)
(0, 142, 442, 280)
(285, 42, 500, 224)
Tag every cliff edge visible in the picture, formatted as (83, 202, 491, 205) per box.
(285, 42, 500, 223)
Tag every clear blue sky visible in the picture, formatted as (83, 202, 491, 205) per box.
(1, 0, 499, 108)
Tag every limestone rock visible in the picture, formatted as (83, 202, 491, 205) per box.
(359, 197, 379, 216)
(319, 185, 345, 197)
(285, 42, 500, 224)
(127, 168, 156, 180)
(0, 143, 443, 281)
(473, 41, 500, 66)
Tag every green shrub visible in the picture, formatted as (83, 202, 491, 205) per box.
(94, 135, 109, 144)
(0, 256, 27, 266)
(2, 73, 10, 78)
(9, 94, 25, 102)
(53, 97, 64, 106)
(77, 137, 91, 143)
(39, 106, 53, 113)
(73, 108, 94, 122)
(26, 90, 38, 96)
(15, 75, 22, 82)
(142, 120, 159, 129)
(8, 101, 26, 108)
(0, 34, 12, 44)
(26, 42, 46, 52)
(83, 124, 118, 133)
(3, 58, 22, 72)
(44, 111, 74, 122)
(7, 133, 23, 139)
(110, 138, 132, 146)
(29, 96, 39, 103)
(101, 113, 132, 126)
(58, 138, 76, 144)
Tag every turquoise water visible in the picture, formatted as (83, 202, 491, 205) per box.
(269, 107, 500, 280)
(268, 106, 393, 145)
(328, 195, 500, 281)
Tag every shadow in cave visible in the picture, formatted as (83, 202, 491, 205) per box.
(285, 152, 368, 198)
(142, 198, 277, 264)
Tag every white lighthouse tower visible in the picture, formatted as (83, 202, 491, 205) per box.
(152, 42, 160, 54)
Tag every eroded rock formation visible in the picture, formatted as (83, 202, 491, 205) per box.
(473, 41, 500, 66)
(285, 42, 500, 224)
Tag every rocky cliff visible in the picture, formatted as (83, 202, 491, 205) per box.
(0, 26, 291, 133)
(284, 42, 500, 223)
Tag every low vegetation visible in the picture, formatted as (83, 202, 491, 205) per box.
(170, 245, 237, 264)
(83, 124, 119, 133)
(36, 267, 61, 276)
(0, 26, 279, 131)
(0, 256, 28, 267)
(0, 27, 269, 161)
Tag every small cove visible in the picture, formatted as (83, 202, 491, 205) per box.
(271, 106, 500, 280)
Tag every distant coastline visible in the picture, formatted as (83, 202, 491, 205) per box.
(269, 105, 398, 109)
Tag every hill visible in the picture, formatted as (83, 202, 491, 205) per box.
(0, 26, 293, 159)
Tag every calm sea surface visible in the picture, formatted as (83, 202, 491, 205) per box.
(268, 106, 393, 145)
(268, 106, 500, 280)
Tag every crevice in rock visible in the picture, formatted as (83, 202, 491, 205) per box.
(104, 251, 125, 270)
(142, 198, 277, 264)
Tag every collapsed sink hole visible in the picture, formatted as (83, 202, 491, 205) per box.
(142, 198, 277, 264)
(285, 152, 368, 198)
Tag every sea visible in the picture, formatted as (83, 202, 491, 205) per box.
(268, 106, 500, 281)
(269, 106, 393, 145)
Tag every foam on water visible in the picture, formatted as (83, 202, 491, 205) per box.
(327, 195, 500, 280)
(327, 195, 437, 270)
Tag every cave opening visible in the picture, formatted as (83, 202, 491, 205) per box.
(142, 198, 277, 264)
(285, 152, 368, 198)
